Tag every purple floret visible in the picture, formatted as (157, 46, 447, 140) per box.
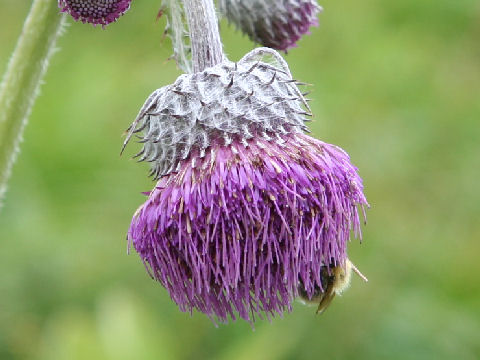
(128, 133, 367, 324)
(58, 0, 131, 26)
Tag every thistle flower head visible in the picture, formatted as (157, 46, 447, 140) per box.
(219, 0, 322, 51)
(58, 0, 131, 26)
(125, 48, 367, 324)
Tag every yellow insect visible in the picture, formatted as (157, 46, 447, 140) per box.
(298, 258, 368, 314)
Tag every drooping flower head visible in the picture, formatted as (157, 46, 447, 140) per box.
(124, 48, 368, 324)
(219, 0, 322, 51)
(58, 0, 132, 26)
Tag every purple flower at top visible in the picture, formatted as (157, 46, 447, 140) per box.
(58, 0, 132, 26)
(124, 49, 367, 323)
(219, 0, 322, 51)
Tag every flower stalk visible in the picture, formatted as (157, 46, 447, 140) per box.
(0, 0, 66, 205)
(183, 0, 224, 72)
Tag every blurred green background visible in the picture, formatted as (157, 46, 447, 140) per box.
(1, 1, 479, 359)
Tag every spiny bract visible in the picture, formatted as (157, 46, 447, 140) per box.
(124, 49, 311, 179)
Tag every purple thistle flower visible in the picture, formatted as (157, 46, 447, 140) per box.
(58, 0, 131, 26)
(219, 0, 322, 51)
(124, 48, 367, 324)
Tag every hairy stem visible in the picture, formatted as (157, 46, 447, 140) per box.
(0, 1, 66, 205)
(183, 0, 224, 72)
(165, 0, 192, 73)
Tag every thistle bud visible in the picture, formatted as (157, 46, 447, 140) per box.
(58, 0, 132, 26)
(219, 0, 322, 51)
(125, 48, 367, 324)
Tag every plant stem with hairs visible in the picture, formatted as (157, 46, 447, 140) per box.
(183, 0, 224, 72)
(0, 0, 66, 205)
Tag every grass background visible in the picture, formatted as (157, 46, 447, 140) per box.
(1, 1, 479, 359)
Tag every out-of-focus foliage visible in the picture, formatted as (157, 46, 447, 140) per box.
(0, 0, 479, 359)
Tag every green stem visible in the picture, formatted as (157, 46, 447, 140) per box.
(0, 0, 66, 205)
(165, 0, 192, 73)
